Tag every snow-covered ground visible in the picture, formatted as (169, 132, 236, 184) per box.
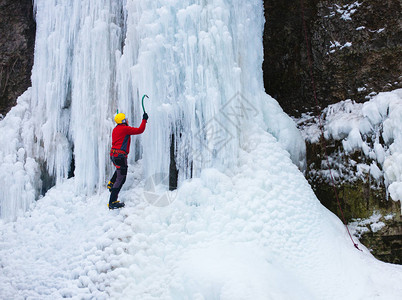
(2, 126, 402, 299)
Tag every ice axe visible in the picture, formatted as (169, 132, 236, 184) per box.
(142, 94, 149, 114)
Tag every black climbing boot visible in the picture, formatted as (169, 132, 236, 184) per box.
(108, 201, 125, 210)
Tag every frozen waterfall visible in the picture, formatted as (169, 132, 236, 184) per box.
(0, 0, 305, 220)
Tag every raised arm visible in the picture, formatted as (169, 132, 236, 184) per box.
(126, 119, 147, 135)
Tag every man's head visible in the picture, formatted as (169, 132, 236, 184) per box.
(114, 113, 127, 124)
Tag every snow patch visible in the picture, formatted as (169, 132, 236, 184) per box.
(349, 212, 386, 238)
(328, 2, 362, 21)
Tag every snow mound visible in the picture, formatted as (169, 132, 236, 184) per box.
(2, 126, 402, 299)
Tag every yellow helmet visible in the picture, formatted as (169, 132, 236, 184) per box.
(114, 113, 126, 124)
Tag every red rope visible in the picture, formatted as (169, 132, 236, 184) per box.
(299, 0, 361, 251)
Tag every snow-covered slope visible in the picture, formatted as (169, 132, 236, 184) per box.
(1, 0, 402, 299)
(1, 126, 402, 299)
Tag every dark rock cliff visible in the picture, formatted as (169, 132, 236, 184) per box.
(0, 0, 35, 116)
(263, 0, 402, 116)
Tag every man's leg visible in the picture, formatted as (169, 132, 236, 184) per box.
(109, 156, 128, 208)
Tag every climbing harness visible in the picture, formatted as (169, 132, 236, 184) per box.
(299, 0, 361, 251)
(110, 148, 128, 156)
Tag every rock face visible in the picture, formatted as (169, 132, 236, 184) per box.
(360, 219, 402, 264)
(263, 0, 402, 263)
(0, 0, 35, 116)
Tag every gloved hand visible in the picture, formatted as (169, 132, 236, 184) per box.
(143, 112, 149, 121)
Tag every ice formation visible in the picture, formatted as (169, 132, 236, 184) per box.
(0, 0, 305, 220)
(325, 89, 402, 202)
(298, 89, 402, 207)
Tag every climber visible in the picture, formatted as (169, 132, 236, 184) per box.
(107, 112, 148, 209)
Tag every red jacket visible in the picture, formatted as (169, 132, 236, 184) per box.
(110, 120, 147, 156)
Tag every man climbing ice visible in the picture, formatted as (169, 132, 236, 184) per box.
(107, 112, 148, 209)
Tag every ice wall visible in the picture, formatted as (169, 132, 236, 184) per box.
(0, 0, 305, 220)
